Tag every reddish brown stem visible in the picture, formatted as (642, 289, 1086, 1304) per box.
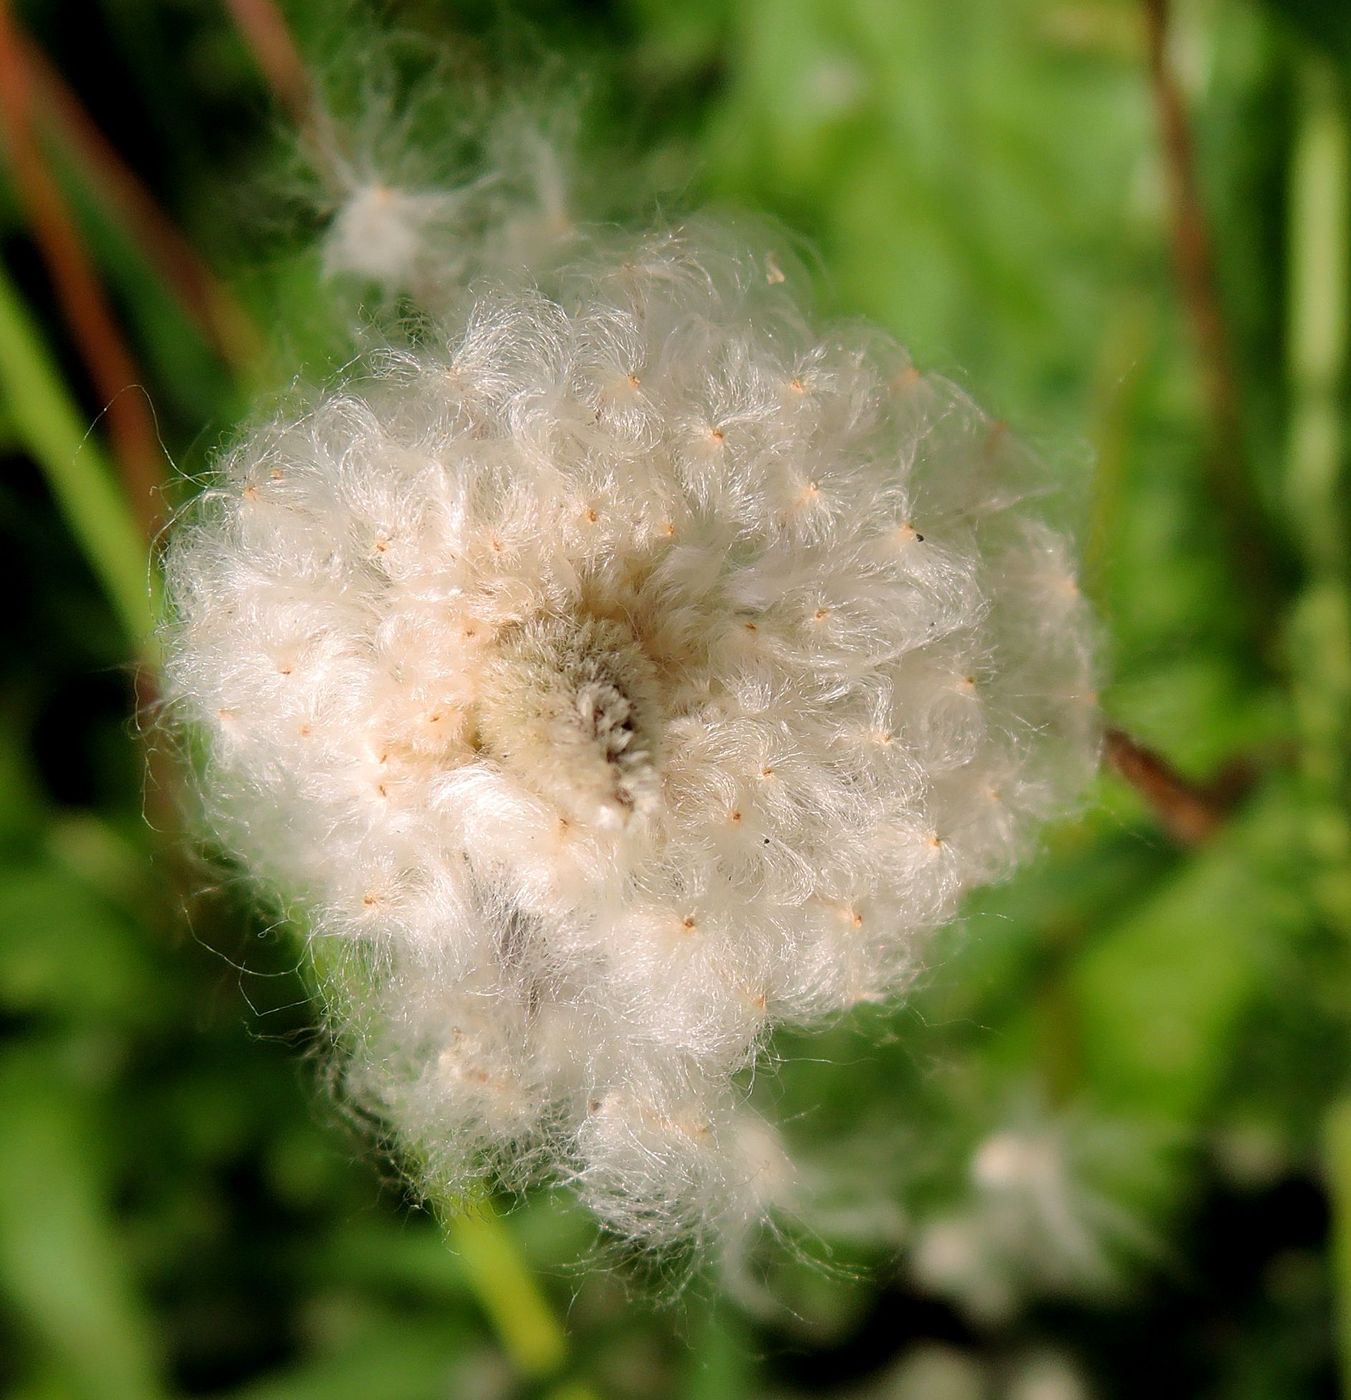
(1140, 0, 1279, 631)
(222, 0, 342, 188)
(222, 0, 313, 130)
(19, 32, 259, 372)
(1104, 726, 1235, 844)
(0, 0, 162, 540)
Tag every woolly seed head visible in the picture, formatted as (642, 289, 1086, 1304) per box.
(164, 98, 1098, 1256)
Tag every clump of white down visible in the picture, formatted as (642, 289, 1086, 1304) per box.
(165, 177, 1097, 1250)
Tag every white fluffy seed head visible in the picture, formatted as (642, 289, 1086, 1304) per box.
(164, 101, 1099, 1255)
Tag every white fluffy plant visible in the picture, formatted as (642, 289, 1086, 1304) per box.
(163, 71, 1099, 1260)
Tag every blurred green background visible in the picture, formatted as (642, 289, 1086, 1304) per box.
(1, 0, 1350, 1395)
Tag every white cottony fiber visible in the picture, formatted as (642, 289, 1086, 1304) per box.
(164, 123, 1099, 1253)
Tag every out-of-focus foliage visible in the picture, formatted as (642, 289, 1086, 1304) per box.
(0, 0, 1348, 1396)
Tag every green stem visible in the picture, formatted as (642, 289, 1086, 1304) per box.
(0, 262, 158, 654)
(1286, 56, 1351, 935)
(444, 1193, 583, 1387)
(1287, 62, 1349, 576)
(1083, 295, 1152, 607)
(682, 1295, 752, 1400)
(1325, 1097, 1351, 1396)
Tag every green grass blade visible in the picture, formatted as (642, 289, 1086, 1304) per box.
(0, 263, 158, 653)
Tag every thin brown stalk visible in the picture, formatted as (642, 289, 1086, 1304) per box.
(221, 0, 342, 188)
(19, 32, 259, 372)
(1140, 0, 1280, 634)
(1104, 726, 1241, 844)
(222, 0, 313, 130)
(0, 0, 162, 539)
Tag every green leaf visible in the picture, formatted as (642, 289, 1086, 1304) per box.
(1069, 783, 1309, 1121)
(0, 861, 162, 1022)
(0, 1046, 166, 1400)
(223, 1320, 474, 1400)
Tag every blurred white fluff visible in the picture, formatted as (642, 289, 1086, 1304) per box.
(911, 1112, 1162, 1320)
(163, 93, 1098, 1253)
(317, 73, 581, 302)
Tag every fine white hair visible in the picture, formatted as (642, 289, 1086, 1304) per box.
(164, 104, 1098, 1253)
